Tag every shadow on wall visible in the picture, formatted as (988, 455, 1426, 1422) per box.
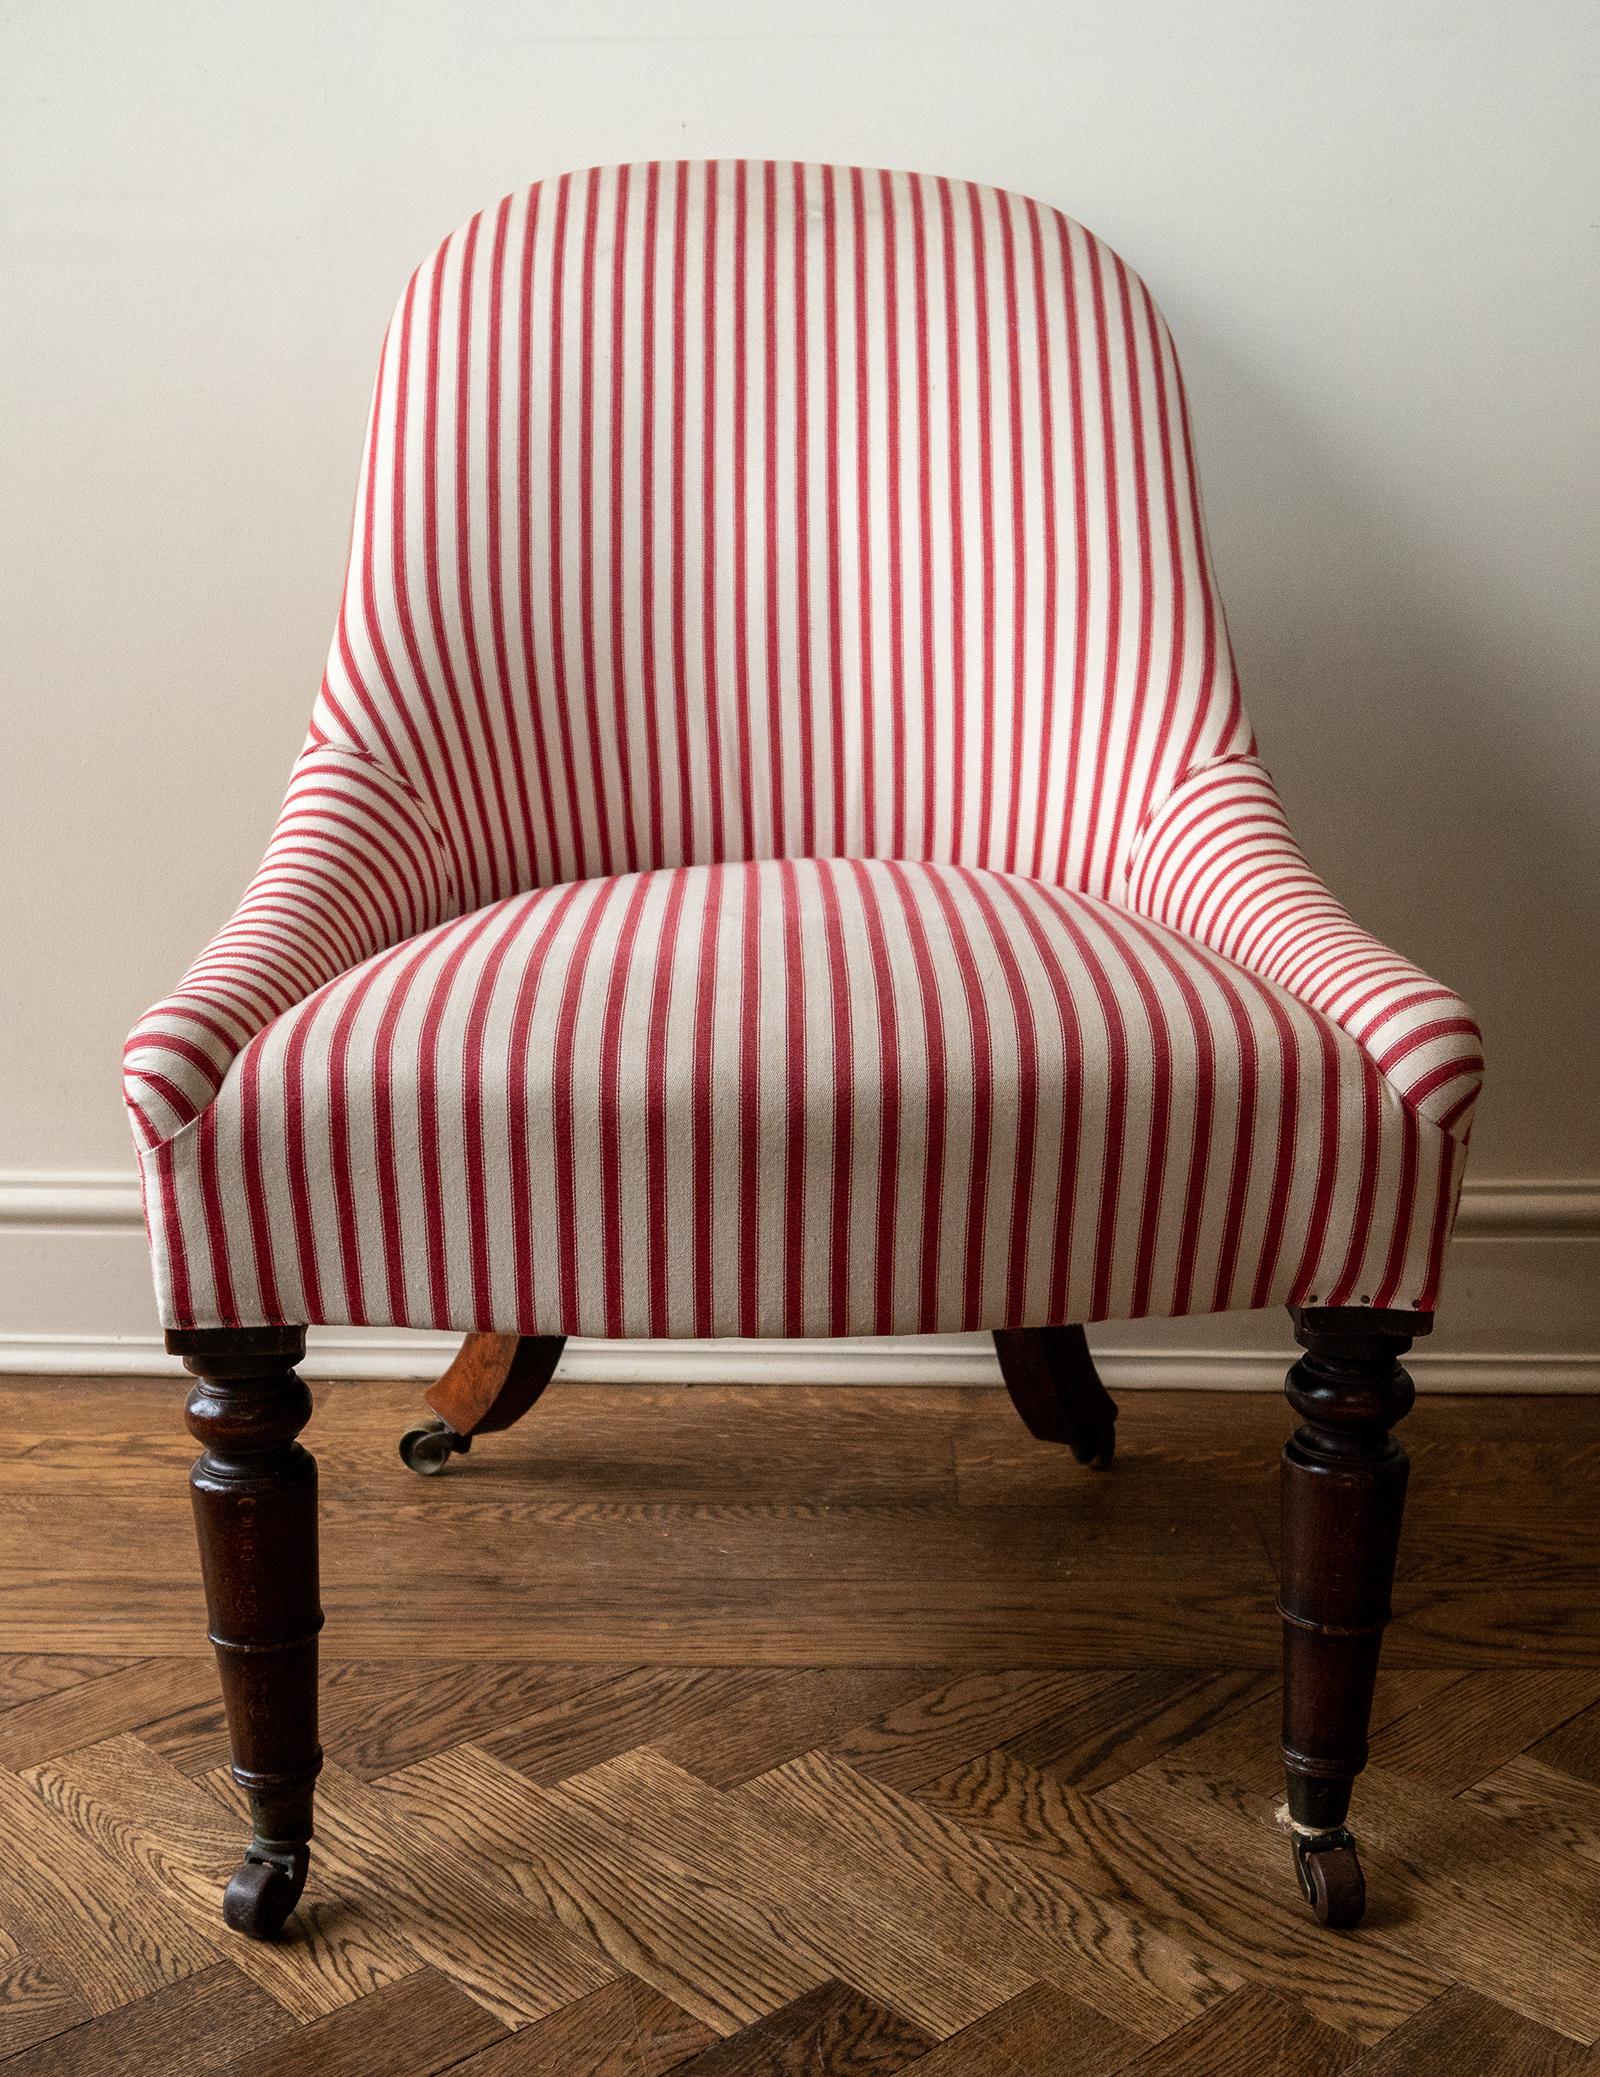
(1179, 322, 1592, 1181)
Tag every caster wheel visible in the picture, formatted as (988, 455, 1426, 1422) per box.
(399, 1417, 469, 1475)
(1293, 1831, 1365, 1929)
(223, 1854, 306, 1940)
(1070, 1421, 1116, 1470)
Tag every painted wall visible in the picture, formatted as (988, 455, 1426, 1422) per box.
(3, 1, 1595, 1372)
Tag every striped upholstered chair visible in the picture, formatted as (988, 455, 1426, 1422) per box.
(126, 161, 1481, 1941)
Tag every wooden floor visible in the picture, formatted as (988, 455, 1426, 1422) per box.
(0, 1377, 1598, 2073)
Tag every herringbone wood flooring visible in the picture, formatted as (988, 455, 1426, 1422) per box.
(0, 1377, 1598, 2073)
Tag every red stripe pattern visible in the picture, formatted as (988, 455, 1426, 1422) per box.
(124, 748, 456, 1149)
(125, 161, 1481, 1337)
(1127, 757, 1483, 1135)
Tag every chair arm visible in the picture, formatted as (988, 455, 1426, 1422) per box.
(1123, 754, 1482, 1139)
(123, 744, 459, 1150)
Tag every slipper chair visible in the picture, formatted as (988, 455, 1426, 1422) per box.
(125, 160, 1482, 1941)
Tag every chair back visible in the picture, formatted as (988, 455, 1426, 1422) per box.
(313, 160, 1249, 910)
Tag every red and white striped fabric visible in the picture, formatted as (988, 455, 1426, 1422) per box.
(1127, 758, 1482, 1135)
(126, 161, 1481, 1337)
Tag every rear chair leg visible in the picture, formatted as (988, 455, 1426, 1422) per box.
(170, 1325, 321, 1940)
(991, 1325, 1118, 1467)
(1280, 1304, 1426, 1928)
(400, 1332, 567, 1475)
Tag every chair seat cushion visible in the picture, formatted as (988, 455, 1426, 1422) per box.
(144, 857, 1459, 1337)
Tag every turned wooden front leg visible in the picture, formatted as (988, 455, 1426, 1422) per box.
(1279, 1304, 1426, 1926)
(170, 1325, 322, 1939)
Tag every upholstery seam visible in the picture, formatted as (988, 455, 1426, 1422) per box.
(302, 740, 463, 916)
(1120, 748, 1267, 895)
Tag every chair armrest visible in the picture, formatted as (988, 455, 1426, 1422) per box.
(123, 744, 458, 1150)
(1123, 755, 1482, 1139)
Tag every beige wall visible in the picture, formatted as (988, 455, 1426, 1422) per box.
(3, 2, 1596, 1370)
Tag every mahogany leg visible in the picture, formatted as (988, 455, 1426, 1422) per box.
(1279, 1304, 1427, 1928)
(399, 1332, 567, 1475)
(169, 1325, 321, 1940)
(991, 1325, 1118, 1467)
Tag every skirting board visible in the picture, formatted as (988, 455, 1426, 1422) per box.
(1, 1171, 1596, 1389)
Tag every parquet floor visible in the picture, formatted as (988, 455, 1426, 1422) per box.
(0, 1377, 1598, 2073)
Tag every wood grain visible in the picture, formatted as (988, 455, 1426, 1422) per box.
(0, 1661, 220, 1770)
(1113, 1984, 1364, 2076)
(1343, 1984, 1593, 2076)
(0, 1957, 92, 2063)
(733, 1745, 1231, 2041)
(0, 1766, 219, 2014)
(0, 1657, 138, 1714)
(0, 1964, 290, 2076)
(830, 1670, 1115, 1789)
(374, 1742, 837, 2035)
(243, 1758, 617, 2030)
(895, 1982, 1138, 2077)
(25, 1734, 417, 2022)
(451, 1974, 717, 2077)
(552, 1745, 1038, 2038)
(6, 1382, 1595, 1666)
(225, 1969, 506, 2077)
(1460, 1754, 1600, 1872)
(0, 1377, 1595, 2067)
(671, 1980, 934, 2076)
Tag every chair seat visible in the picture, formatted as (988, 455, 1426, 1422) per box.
(146, 855, 1455, 1338)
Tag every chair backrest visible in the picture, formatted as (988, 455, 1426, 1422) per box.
(311, 160, 1250, 912)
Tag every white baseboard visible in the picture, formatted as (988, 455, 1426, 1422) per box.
(1, 1332, 1597, 1393)
(1, 1171, 1596, 1390)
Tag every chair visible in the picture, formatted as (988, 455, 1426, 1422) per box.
(125, 160, 1482, 1941)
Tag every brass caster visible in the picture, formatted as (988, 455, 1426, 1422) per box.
(223, 1844, 308, 1939)
(399, 1416, 471, 1476)
(1293, 1828, 1366, 1929)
